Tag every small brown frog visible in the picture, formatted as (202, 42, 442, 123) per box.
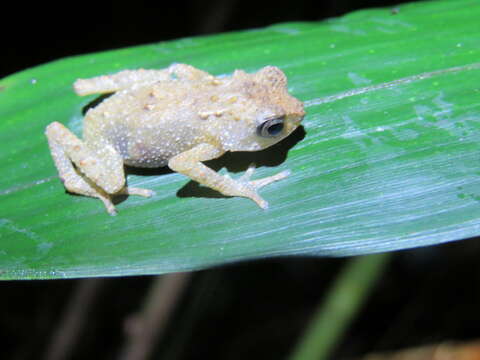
(45, 64, 305, 215)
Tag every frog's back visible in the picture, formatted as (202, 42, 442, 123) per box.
(83, 82, 211, 168)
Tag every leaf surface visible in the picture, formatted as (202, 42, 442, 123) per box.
(1, 0, 479, 279)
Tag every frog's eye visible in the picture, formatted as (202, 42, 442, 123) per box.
(257, 116, 285, 137)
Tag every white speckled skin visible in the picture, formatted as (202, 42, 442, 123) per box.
(45, 64, 305, 215)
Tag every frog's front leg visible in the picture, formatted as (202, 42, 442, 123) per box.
(168, 143, 290, 209)
(45, 122, 154, 215)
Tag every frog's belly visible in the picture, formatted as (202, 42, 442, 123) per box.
(107, 125, 200, 168)
(122, 149, 171, 168)
(84, 103, 204, 168)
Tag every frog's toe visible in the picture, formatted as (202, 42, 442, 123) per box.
(98, 196, 118, 216)
(238, 163, 257, 182)
(250, 169, 290, 189)
(120, 187, 156, 197)
(239, 164, 290, 190)
(252, 194, 269, 210)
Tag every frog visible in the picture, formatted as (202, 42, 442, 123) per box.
(45, 63, 305, 215)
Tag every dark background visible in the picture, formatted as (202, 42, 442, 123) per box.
(4, 0, 414, 79)
(4, 1, 480, 360)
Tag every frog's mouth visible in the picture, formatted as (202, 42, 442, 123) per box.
(294, 113, 305, 126)
(283, 113, 304, 134)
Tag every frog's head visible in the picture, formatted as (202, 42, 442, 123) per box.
(220, 66, 305, 152)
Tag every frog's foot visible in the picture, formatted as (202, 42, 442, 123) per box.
(235, 163, 290, 209)
(167, 144, 289, 210)
(118, 187, 156, 197)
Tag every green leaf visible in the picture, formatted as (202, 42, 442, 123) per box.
(1, 0, 479, 279)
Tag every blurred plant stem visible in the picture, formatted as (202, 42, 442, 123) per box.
(289, 253, 391, 360)
(46, 278, 105, 360)
(118, 272, 191, 360)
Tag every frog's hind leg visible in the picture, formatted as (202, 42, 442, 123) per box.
(45, 122, 154, 215)
(74, 69, 173, 96)
(73, 64, 213, 96)
(45, 122, 118, 214)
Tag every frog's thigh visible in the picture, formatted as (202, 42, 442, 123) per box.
(45, 122, 125, 195)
